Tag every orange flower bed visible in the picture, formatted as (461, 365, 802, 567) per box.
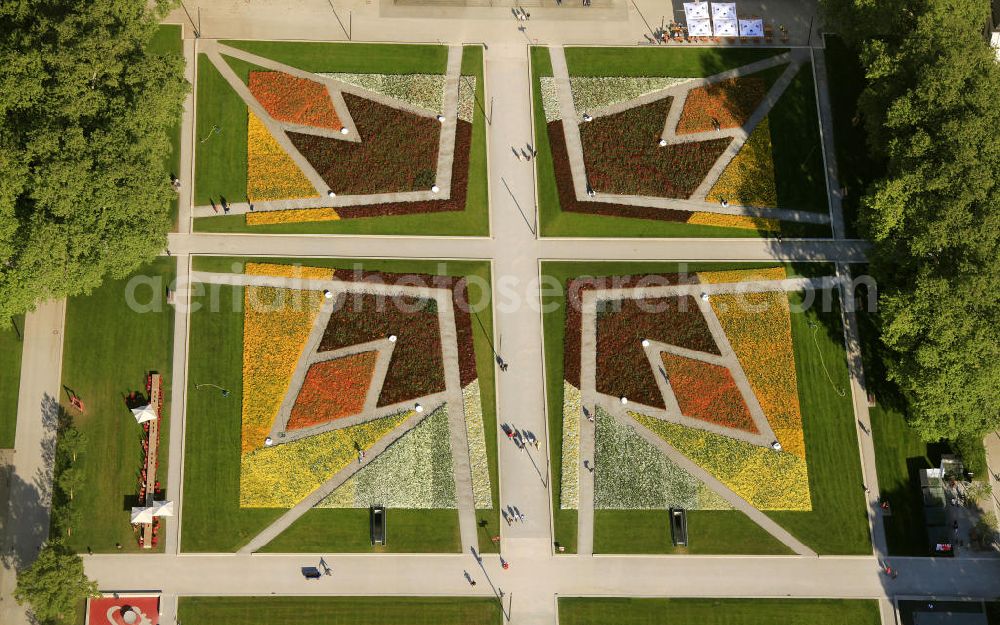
(248, 71, 341, 130)
(676, 77, 767, 135)
(246, 207, 340, 226)
(287, 351, 378, 430)
(660, 352, 757, 433)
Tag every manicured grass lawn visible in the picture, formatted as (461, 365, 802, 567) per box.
(532, 46, 830, 238)
(559, 598, 880, 625)
(194, 42, 488, 235)
(182, 257, 499, 553)
(179, 596, 502, 625)
(541, 261, 869, 554)
(594, 510, 791, 555)
(0, 316, 24, 448)
(57, 258, 176, 553)
(149, 24, 184, 229)
(823, 35, 884, 238)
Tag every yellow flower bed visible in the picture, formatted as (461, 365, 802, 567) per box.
(247, 111, 319, 202)
(633, 413, 811, 511)
(245, 262, 334, 281)
(240, 411, 411, 507)
(698, 267, 805, 458)
(706, 117, 777, 208)
(246, 207, 341, 226)
(686, 213, 779, 232)
(241, 286, 327, 454)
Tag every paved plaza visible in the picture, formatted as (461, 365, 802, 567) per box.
(1, 2, 998, 625)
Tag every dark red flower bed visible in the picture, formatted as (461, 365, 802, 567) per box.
(319, 271, 478, 405)
(547, 121, 690, 223)
(594, 296, 720, 407)
(335, 120, 471, 218)
(288, 93, 440, 195)
(562, 273, 699, 389)
(577, 97, 731, 198)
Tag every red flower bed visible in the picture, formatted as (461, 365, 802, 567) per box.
(287, 351, 378, 430)
(676, 77, 767, 135)
(547, 121, 691, 223)
(578, 97, 731, 198)
(288, 93, 440, 195)
(595, 296, 720, 407)
(660, 352, 757, 432)
(249, 71, 342, 131)
(317, 271, 478, 406)
(336, 121, 471, 219)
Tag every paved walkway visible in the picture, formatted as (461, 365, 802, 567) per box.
(0, 301, 66, 625)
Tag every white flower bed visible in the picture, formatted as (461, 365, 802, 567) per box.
(569, 76, 692, 116)
(594, 407, 704, 510)
(319, 404, 456, 509)
(321, 72, 445, 114)
(560, 380, 581, 509)
(463, 378, 493, 508)
(539, 77, 562, 123)
(457, 76, 477, 123)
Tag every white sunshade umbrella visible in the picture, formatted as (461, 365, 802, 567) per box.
(711, 2, 736, 20)
(683, 1, 710, 20)
(713, 18, 738, 36)
(151, 500, 175, 517)
(130, 507, 154, 524)
(131, 405, 158, 424)
(688, 18, 713, 37)
(739, 18, 765, 37)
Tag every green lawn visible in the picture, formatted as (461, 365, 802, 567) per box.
(179, 596, 502, 625)
(194, 43, 489, 236)
(533, 46, 828, 238)
(0, 316, 24, 448)
(541, 261, 869, 554)
(559, 598, 880, 625)
(182, 257, 499, 553)
(148, 24, 184, 229)
(57, 258, 176, 553)
(823, 35, 884, 239)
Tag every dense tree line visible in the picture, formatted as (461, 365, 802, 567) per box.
(823, 0, 1000, 439)
(0, 0, 187, 319)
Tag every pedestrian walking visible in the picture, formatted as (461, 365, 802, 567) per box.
(863, 483, 870, 493)
(519, 512, 526, 522)
(512, 146, 521, 161)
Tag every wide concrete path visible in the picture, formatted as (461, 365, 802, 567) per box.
(0, 301, 67, 625)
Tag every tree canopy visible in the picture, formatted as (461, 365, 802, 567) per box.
(14, 541, 98, 624)
(0, 0, 187, 319)
(823, 0, 1000, 439)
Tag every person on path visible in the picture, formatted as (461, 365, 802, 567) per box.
(511, 146, 521, 161)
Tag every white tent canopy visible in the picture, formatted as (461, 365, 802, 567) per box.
(711, 2, 736, 19)
(151, 500, 175, 517)
(713, 18, 738, 36)
(739, 18, 764, 37)
(131, 405, 158, 424)
(687, 18, 712, 36)
(130, 507, 154, 524)
(683, 1, 709, 20)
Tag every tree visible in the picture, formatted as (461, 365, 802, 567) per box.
(822, 0, 1000, 440)
(14, 542, 98, 624)
(0, 0, 188, 319)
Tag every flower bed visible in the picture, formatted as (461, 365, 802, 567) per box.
(246, 112, 319, 202)
(685, 212, 779, 232)
(699, 268, 805, 457)
(570, 76, 691, 116)
(246, 207, 340, 225)
(288, 93, 440, 195)
(322, 72, 446, 115)
(240, 410, 410, 507)
(675, 76, 767, 134)
(286, 351, 377, 430)
(633, 412, 811, 510)
(242, 285, 329, 453)
(579, 97, 731, 198)
(660, 352, 757, 433)
(246, 263, 336, 280)
(249, 71, 341, 131)
(319, 404, 457, 509)
(463, 379, 493, 508)
(706, 117, 777, 207)
(595, 296, 719, 407)
(560, 380, 581, 509)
